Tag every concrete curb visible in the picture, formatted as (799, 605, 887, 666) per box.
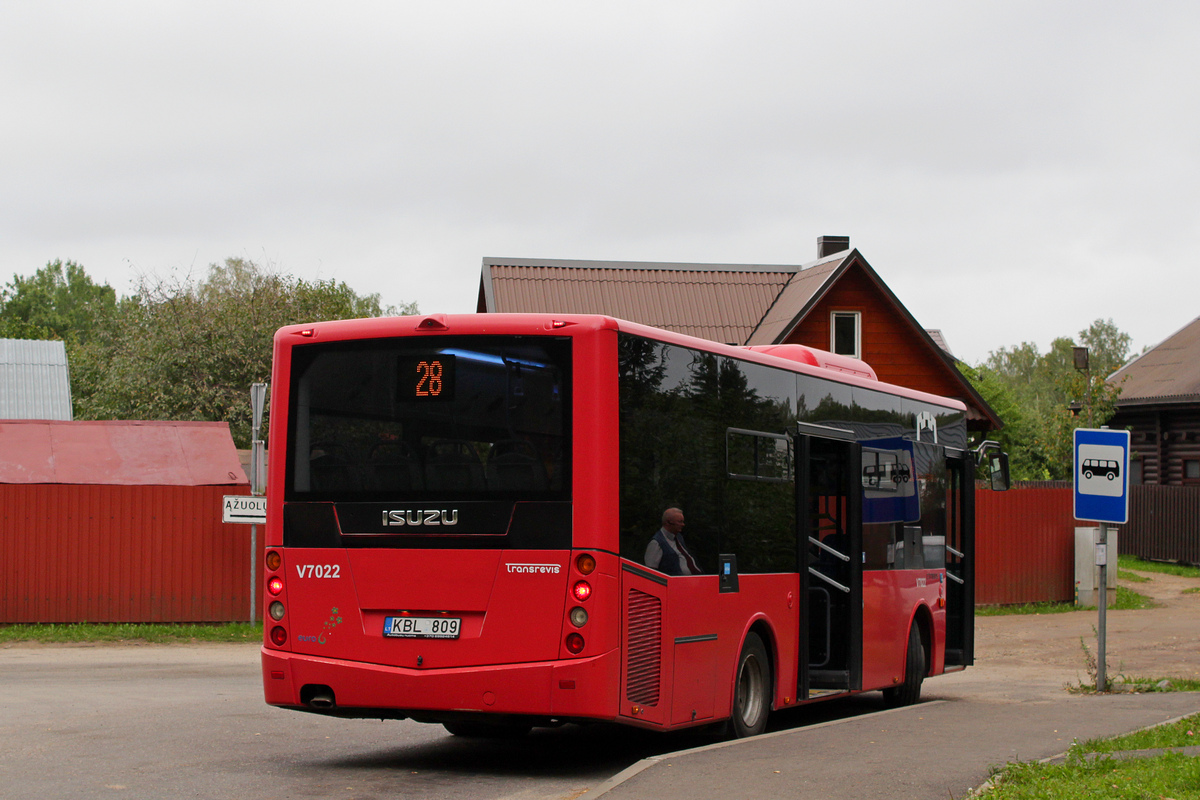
(587, 701, 943, 797)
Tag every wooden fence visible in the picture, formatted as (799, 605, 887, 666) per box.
(1122, 485, 1200, 564)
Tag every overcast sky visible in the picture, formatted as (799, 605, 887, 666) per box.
(3, 1, 1197, 365)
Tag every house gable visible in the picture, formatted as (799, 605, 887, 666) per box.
(779, 257, 985, 409)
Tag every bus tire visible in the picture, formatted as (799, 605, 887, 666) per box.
(884, 623, 925, 707)
(442, 720, 531, 738)
(730, 632, 771, 738)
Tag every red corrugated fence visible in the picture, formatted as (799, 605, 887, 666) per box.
(0, 484, 262, 623)
(976, 483, 1075, 605)
(4, 478, 1165, 621)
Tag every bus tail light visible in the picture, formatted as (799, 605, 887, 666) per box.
(270, 626, 288, 646)
(565, 633, 585, 654)
(575, 553, 596, 575)
(569, 607, 588, 627)
(268, 577, 284, 596)
(265, 550, 281, 571)
(269, 601, 286, 621)
(572, 581, 592, 602)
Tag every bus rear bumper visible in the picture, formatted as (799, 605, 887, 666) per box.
(261, 646, 621, 722)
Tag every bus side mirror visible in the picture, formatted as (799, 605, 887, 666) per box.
(988, 452, 1010, 492)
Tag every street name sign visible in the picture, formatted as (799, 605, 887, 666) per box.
(222, 495, 267, 525)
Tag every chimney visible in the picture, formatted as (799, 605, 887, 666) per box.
(817, 235, 850, 258)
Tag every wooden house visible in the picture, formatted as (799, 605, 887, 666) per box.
(478, 236, 1001, 434)
(1107, 316, 1200, 485)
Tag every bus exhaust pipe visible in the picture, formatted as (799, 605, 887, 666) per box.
(304, 686, 336, 709)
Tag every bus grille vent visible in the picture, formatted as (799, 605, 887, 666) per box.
(625, 588, 662, 706)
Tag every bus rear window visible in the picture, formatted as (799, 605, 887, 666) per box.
(286, 336, 570, 500)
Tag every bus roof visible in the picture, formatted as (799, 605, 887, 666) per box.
(275, 313, 967, 412)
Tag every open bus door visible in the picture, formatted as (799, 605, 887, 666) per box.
(795, 424, 863, 699)
(943, 452, 974, 669)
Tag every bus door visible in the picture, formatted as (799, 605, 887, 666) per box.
(796, 424, 863, 698)
(943, 453, 974, 669)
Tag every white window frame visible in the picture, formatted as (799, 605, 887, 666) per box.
(830, 311, 861, 359)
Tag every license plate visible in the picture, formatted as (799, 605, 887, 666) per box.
(383, 616, 461, 639)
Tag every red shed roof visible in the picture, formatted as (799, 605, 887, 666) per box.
(0, 420, 248, 486)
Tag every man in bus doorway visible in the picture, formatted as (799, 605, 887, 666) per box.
(645, 507, 702, 575)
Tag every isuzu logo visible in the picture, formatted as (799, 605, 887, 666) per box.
(381, 509, 460, 527)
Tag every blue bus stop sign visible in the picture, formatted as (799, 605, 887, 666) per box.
(1074, 428, 1130, 524)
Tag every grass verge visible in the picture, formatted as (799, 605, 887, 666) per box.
(1118, 554, 1200, 578)
(977, 586, 1154, 616)
(980, 713, 1200, 799)
(983, 751, 1200, 798)
(1073, 676, 1200, 694)
(0, 622, 262, 644)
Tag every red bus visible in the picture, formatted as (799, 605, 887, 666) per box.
(261, 313, 991, 737)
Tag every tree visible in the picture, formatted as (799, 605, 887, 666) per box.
(974, 318, 1131, 481)
(960, 363, 1049, 480)
(0, 259, 118, 342)
(70, 258, 418, 447)
(1038, 369, 1123, 479)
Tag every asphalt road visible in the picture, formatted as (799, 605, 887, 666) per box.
(0, 643, 915, 800)
(0, 643, 805, 800)
(5, 569, 1199, 800)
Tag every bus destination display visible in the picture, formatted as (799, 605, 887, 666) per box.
(398, 354, 456, 401)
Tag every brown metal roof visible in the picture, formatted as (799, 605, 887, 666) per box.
(744, 256, 843, 345)
(479, 251, 1002, 430)
(1109, 316, 1200, 406)
(483, 258, 794, 344)
(0, 420, 248, 486)
(925, 329, 954, 357)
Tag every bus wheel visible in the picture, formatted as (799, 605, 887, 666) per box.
(730, 632, 771, 738)
(884, 623, 925, 707)
(443, 721, 531, 738)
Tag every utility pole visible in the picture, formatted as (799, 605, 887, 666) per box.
(1073, 345, 1092, 428)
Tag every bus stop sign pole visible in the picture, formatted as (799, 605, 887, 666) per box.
(250, 383, 267, 623)
(1073, 427, 1130, 692)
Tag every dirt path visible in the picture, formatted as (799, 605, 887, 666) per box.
(970, 569, 1200, 689)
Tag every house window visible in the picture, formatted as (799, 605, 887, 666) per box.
(1186, 460, 1200, 481)
(831, 311, 861, 359)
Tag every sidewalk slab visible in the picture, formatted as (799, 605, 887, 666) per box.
(592, 691, 1200, 800)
